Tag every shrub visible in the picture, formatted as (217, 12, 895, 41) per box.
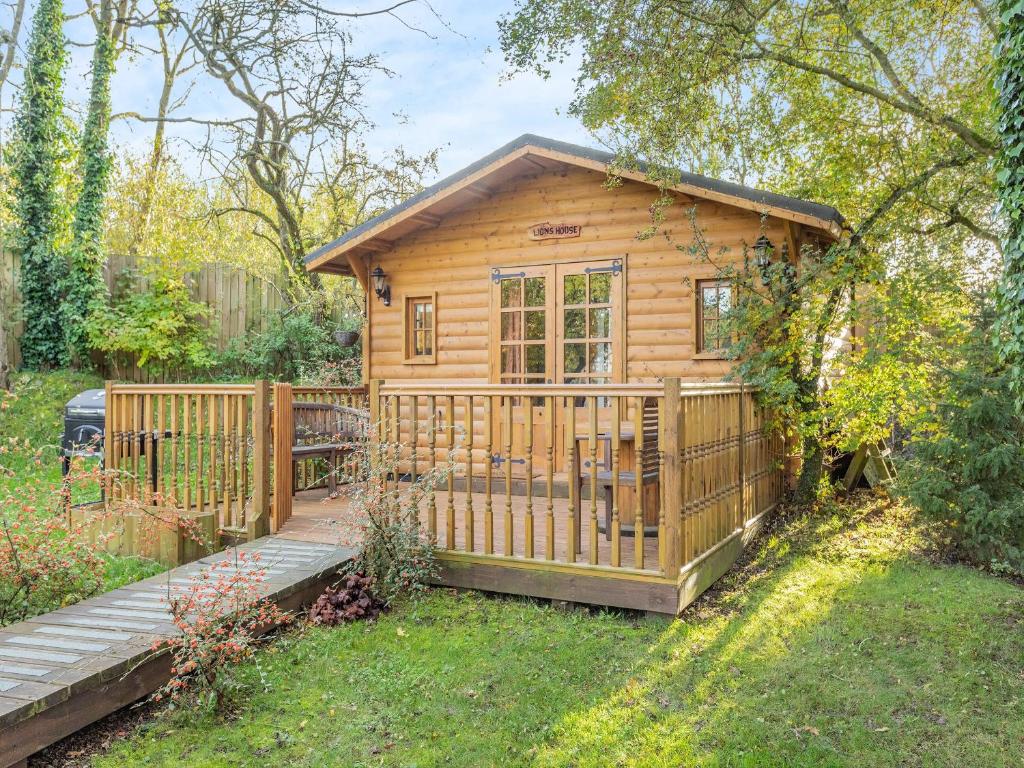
(308, 572, 383, 625)
(901, 312, 1024, 575)
(218, 308, 359, 381)
(153, 550, 291, 711)
(85, 276, 214, 378)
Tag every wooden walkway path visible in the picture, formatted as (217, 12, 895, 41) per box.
(0, 536, 354, 768)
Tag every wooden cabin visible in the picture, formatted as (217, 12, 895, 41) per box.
(99, 136, 845, 617)
(296, 135, 845, 613)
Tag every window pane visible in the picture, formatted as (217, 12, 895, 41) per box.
(525, 344, 546, 374)
(703, 319, 719, 350)
(589, 272, 611, 303)
(564, 343, 586, 373)
(524, 277, 546, 307)
(563, 274, 585, 304)
(422, 301, 433, 329)
(501, 345, 521, 374)
(589, 342, 611, 373)
(702, 286, 719, 316)
(414, 330, 425, 356)
(501, 279, 521, 308)
(717, 287, 731, 314)
(525, 310, 545, 340)
(501, 311, 521, 341)
(422, 331, 433, 356)
(589, 307, 611, 338)
(564, 308, 585, 339)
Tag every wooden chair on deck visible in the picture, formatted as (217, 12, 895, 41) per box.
(290, 403, 369, 493)
(575, 397, 660, 542)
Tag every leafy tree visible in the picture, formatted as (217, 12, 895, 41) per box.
(9, 0, 71, 369)
(996, 0, 1024, 403)
(902, 298, 1024, 575)
(502, 0, 999, 500)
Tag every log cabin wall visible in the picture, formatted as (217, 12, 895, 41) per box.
(361, 164, 791, 385)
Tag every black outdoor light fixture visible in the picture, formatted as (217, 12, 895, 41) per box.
(371, 265, 391, 306)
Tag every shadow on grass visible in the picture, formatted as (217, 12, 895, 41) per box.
(90, 499, 1024, 768)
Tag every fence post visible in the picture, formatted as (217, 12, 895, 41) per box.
(662, 377, 682, 577)
(103, 380, 114, 505)
(248, 380, 271, 539)
(271, 382, 293, 531)
(737, 384, 746, 529)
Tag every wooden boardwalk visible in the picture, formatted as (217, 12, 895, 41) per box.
(0, 537, 354, 768)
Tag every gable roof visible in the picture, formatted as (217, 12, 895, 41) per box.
(306, 133, 847, 277)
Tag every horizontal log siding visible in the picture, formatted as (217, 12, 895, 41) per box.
(365, 165, 790, 384)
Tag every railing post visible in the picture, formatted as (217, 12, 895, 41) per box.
(738, 383, 746, 529)
(248, 380, 271, 539)
(662, 378, 682, 577)
(103, 380, 114, 505)
(271, 382, 293, 531)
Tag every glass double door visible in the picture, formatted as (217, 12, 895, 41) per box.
(490, 259, 623, 473)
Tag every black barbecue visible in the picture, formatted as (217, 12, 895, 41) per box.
(61, 389, 106, 475)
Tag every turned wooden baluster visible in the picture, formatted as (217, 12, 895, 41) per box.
(464, 395, 474, 552)
(545, 395, 555, 561)
(565, 398, 577, 564)
(428, 394, 437, 541)
(484, 395, 494, 555)
(610, 396, 621, 568)
(588, 396, 599, 565)
(446, 395, 456, 549)
(503, 395, 513, 556)
(633, 396, 645, 570)
(524, 397, 534, 559)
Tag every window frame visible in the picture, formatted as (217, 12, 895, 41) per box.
(402, 291, 437, 364)
(695, 278, 734, 358)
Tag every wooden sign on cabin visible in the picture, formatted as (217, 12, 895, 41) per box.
(528, 221, 582, 241)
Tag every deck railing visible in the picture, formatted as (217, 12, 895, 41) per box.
(103, 382, 271, 537)
(288, 385, 368, 495)
(106, 379, 783, 581)
(366, 379, 782, 577)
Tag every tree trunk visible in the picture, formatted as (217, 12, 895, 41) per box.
(794, 430, 825, 503)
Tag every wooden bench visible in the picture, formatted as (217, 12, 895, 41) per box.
(289, 403, 369, 493)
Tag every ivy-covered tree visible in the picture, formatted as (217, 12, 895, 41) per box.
(997, 0, 1024, 402)
(9, 0, 70, 369)
(64, 0, 131, 365)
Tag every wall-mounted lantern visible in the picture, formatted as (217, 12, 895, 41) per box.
(371, 265, 391, 306)
(753, 235, 773, 286)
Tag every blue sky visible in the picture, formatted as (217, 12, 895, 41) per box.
(72, 0, 594, 184)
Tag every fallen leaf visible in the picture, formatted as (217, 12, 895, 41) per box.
(874, 727, 889, 733)
(397, 627, 407, 637)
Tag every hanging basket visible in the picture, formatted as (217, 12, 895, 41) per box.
(333, 329, 360, 347)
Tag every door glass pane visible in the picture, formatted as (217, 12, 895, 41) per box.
(501, 345, 521, 374)
(501, 279, 522, 308)
(564, 343, 586, 373)
(525, 344, 546, 374)
(525, 310, 545, 340)
(563, 274, 585, 305)
(589, 307, 611, 338)
(501, 312, 521, 341)
(524, 277, 546, 307)
(589, 272, 611, 303)
(589, 342, 611, 373)
(564, 308, 585, 339)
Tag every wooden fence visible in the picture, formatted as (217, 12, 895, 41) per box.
(1, 251, 353, 380)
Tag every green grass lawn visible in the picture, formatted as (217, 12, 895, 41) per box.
(94, 497, 1024, 767)
(0, 371, 163, 613)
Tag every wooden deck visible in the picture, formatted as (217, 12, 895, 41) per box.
(0, 537, 354, 768)
(281, 486, 661, 571)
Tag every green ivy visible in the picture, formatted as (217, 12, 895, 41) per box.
(65, 17, 115, 366)
(997, 0, 1024, 403)
(9, 0, 70, 369)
